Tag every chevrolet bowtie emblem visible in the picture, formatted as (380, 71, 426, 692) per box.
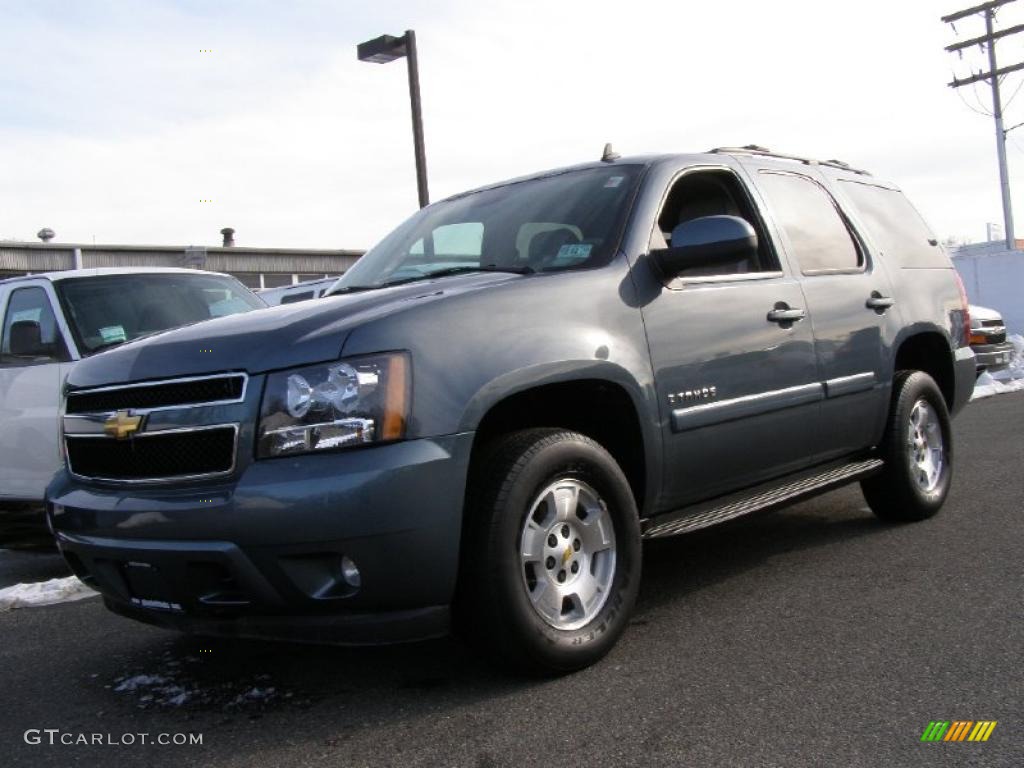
(104, 410, 143, 440)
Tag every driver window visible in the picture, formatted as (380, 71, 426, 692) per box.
(652, 170, 775, 275)
(1, 286, 66, 364)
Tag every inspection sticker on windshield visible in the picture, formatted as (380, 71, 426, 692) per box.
(98, 325, 127, 344)
(604, 176, 624, 188)
(556, 243, 592, 263)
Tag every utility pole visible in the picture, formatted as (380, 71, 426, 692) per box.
(944, 0, 1023, 250)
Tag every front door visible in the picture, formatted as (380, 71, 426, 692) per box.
(641, 167, 823, 511)
(0, 285, 70, 503)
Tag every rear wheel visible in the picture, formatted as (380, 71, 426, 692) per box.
(861, 371, 952, 522)
(458, 428, 641, 675)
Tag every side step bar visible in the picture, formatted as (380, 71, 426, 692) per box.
(642, 458, 884, 539)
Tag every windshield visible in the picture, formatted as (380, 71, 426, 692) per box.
(330, 165, 643, 292)
(56, 273, 265, 355)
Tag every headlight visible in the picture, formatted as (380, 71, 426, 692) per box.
(257, 352, 410, 458)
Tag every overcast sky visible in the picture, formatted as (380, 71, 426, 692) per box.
(3, 0, 1024, 249)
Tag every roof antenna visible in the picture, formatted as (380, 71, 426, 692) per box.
(601, 143, 620, 162)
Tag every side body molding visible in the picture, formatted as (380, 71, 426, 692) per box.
(671, 372, 877, 432)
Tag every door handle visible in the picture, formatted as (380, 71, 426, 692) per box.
(865, 293, 895, 311)
(766, 304, 806, 324)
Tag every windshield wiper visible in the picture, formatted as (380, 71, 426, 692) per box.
(88, 339, 128, 354)
(328, 285, 378, 295)
(329, 265, 532, 295)
(378, 264, 533, 289)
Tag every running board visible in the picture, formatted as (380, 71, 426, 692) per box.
(642, 458, 884, 539)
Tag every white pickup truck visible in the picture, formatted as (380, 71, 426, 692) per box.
(0, 268, 264, 546)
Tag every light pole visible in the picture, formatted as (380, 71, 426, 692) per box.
(357, 30, 429, 208)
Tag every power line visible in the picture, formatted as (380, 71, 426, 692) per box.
(970, 78, 996, 113)
(957, 79, 995, 115)
(1003, 73, 1024, 107)
(1006, 133, 1024, 152)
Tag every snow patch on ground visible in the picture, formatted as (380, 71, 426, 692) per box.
(231, 686, 277, 706)
(0, 576, 97, 611)
(113, 674, 195, 706)
(972, 334, 1024, 401)
(108, 650, 294, 711)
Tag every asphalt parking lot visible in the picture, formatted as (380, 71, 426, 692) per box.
(1, 392, 1021, 768)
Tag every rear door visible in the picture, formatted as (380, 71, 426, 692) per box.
(0, 282, 75, 503)
(748, 166, 899, 458)
(640, 166, 825, 509)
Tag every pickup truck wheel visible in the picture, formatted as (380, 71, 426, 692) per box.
(459, 428, 641, 675)
(861, 371, 952, 522)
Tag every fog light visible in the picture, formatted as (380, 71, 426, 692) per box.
(340, 556, 361, 588)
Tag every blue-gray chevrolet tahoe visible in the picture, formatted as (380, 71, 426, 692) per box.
(47, 146, 976, 674)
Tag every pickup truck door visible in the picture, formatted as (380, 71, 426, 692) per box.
(0, 283, 76, 504)
(749, 167, 898, 459)
(640, 166, 824, 511)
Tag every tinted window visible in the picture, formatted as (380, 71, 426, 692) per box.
(56, 273, 264, 355)
(758, 171, 862, 274)
(652, 169, 776, 274)
(1, 286, 64, 363)
(333, 165, 643, 290)
(280, 291, 315, 304)
(837, 181, 947, 268)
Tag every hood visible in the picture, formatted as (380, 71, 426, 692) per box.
(968, 304, 1003, 325)
(67, 272, 521, 388)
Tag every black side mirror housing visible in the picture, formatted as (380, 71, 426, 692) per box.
(8, 320, 51, 358)
(652, 215, 758, 277)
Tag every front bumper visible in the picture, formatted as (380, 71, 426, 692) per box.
(47, 433, 474, 644)
(972, 341, 1015, 373)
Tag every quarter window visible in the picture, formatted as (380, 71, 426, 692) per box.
(758, 172, 863, 274)
(837, 181, 946, 268)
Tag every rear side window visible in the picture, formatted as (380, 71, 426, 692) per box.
(837, 181, 948, 269)
(757, 171, 863, 274)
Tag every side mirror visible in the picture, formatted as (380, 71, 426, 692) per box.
(8, 320, 51, 358)
(653, 215, 758, 277)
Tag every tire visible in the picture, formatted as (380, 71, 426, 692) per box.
(457, 428, 641, 675)
(861, 371, 953, 522)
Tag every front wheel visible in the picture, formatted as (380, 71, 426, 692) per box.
(458, 429, 641, 675)
(861, 371, 952, 522)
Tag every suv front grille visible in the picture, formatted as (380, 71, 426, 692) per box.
(66, 374, 245, 414)
(66, 426, 237, 482)
(976, 319, 1007, 344)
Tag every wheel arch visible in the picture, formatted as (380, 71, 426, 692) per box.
(460, 364, 658, 517)
(891, 328, 956, 411)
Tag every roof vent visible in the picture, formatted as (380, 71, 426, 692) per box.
(220, 227, 235, 247)
(37, 228, 55, 243)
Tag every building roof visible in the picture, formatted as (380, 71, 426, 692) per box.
(0, 241, 363, 276)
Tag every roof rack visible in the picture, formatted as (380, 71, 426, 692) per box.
(708, 145, 872, 176)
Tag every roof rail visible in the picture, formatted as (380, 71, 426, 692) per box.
(708, 145, 872, 176)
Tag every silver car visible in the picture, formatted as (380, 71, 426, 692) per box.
(0, 268, 264, 546)
(969, 304, 1015, 374)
